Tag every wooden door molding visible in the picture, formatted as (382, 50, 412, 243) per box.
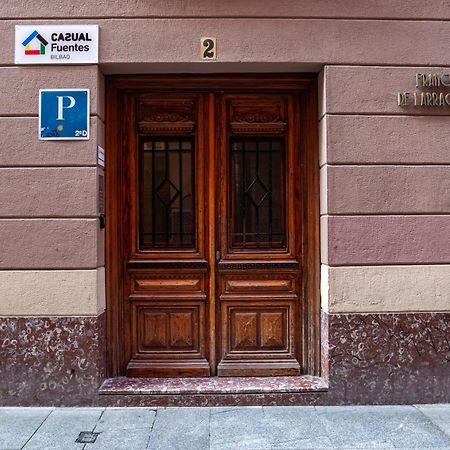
(105, 74, 320, 378)
(215, 92, 304, 376)
(123, 91, 211, 377)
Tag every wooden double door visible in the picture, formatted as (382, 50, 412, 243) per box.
(108, 76, 319, 378)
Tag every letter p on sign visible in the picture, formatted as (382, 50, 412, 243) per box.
(56, 95, 76, 120)
(39, 89, 90, 140)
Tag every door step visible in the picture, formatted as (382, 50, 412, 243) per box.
(99, 375, 328, 395)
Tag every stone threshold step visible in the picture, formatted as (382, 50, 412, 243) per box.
(99, 375, 328, 395)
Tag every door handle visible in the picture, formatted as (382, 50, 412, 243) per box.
(215, 250, 220, 261)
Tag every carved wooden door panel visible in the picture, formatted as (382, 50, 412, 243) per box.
(122, 90, 303, 377)
(215, 94, 303, 376)
(124, 93, 211, 377)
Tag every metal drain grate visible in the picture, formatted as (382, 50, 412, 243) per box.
(75, 431, 100, 444)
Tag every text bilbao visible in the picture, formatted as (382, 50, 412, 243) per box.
(50, 32, 93, 52)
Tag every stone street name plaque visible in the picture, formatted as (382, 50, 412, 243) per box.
(398, 73, 450, 107)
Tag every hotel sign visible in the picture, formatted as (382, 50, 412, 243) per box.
(398, 74, 450, 107)
(15, 25, 98, 64)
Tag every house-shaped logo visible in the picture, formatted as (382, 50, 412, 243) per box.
(22, 30, 48, 55)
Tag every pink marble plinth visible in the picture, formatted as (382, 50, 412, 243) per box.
(99, 375, 328, 396)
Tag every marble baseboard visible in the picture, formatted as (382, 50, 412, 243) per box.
(0, 312, 449, 406)
(321, 310, 330, 383)
(0, 315, 105, 406)
(327, 312, 450, 405)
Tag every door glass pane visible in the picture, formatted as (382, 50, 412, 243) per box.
(140, 138, 195, 248)
(230, 138, 286, 249)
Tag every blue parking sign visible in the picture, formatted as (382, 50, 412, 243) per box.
(39, 89, 90, 140)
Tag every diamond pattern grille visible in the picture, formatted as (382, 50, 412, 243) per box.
(140, 139, 195, 248)
(231, 138, 286, 248)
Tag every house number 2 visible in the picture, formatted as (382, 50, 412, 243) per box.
(201, 37, 216, 60)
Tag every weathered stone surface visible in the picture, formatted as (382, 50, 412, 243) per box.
(148, 407, 209, 449)
(0, 117, 99, 167)
(0, 269, 104, 315)
(0, 407, 52, 449)
(87, 428, 152, 450)
(94, 407, 156, 432)
(3, 0, 450, 19)
(0, 316, 106, 407)
(0, 219, 99, 269)
(2, 21, 450, 66)
(323, 115, 450, 165)
(324, 66, 450, 115)
(0, 66, 102, 118)
(416, 404, 450, 437)
(316, 405, 450, 449)
(323, 165, 450, 214)
(0, 168, 98, 217)
(23, 408, 103, 449)
(210, 407, 272, 449)
(264, 406, 332, 449)
(328, 312, 450, 405)
(323, 215, 450, 265)
(87, 408, 156, 450)
(1, 312, 449, 406)
(325, 265, 450, 313)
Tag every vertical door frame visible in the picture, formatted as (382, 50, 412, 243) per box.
(105, 74, 320, 378)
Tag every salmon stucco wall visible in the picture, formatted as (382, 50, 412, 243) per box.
(0, 66, 105, 317)
(319, 65, 450, 314)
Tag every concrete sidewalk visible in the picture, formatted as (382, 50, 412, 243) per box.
(0, 404, 449, 450)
